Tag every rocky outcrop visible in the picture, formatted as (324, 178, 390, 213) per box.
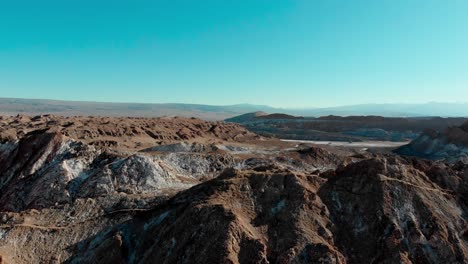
(69, 168, 346, 264)
(0, 115, 260, 151)
(69, 157, 468, 263)
(1, 116, 467, 263)
(0, 134, 244, 212)
(319, 157, 467, 263)
(395, 122, 468, 162)
(0, 117, 266, 263)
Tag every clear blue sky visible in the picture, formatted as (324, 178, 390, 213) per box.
(1, 0, 467, 107)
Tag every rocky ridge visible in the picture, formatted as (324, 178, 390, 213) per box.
(70, 156, 468, 263)
(0, 115, 260, 151)
(226, 112, 468, 142)
(0, 116, 467, 263)
(396, 121, 468, 162)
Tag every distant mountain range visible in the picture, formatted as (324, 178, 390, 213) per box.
(288, 102, 468, 117)
(0, 98, 467, 119)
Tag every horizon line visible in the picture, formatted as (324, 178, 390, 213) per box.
(1, 96, 468, 109)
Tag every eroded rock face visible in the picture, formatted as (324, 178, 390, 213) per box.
(319, 157, 467, 263)
(0, 132, 245, 212)
(0, 115, 260, 151)
(0, 117, 266, 263)
(69, 158, 467, 264)
(1, 116, 467, 264)
(69, 168, 346, 264)
(396, 122, 468, 162)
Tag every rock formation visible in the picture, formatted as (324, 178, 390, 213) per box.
(396, 121, 468, 162)
(0, 116, 466, 263)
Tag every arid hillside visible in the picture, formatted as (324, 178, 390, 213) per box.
(395, 121, 468, 162)
(0, 116, 467, 263)
(0, 115, 260, 151)
(226, 113, 468, 142)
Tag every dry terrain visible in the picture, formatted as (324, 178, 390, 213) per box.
(227, 112, 468, 142)
(0, 115, 467, 263)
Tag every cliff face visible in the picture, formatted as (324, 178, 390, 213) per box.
(0, 116, 467, 263)
(395, 121, 468, 162)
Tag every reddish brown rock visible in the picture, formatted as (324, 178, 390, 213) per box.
(0, 115, 260, 151)
(396, 121, 468, 162)
(0, 116, 466, 263)
(319, 157, 467, 263)
(71, 168, 346, 264)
